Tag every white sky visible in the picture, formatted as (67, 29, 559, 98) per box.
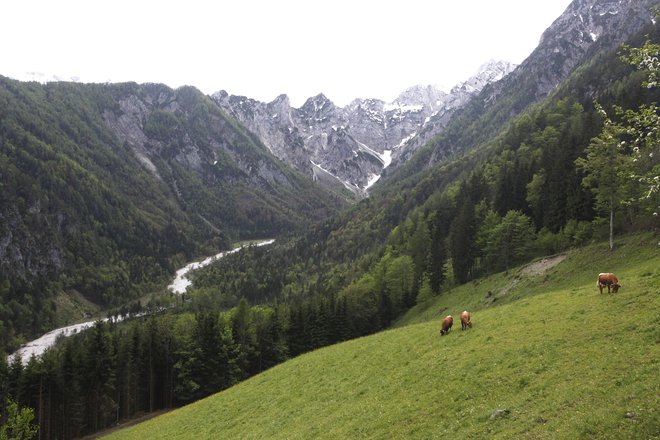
(1, 0, 573, 107)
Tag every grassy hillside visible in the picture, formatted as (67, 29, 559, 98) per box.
(105, 234, 659, 439)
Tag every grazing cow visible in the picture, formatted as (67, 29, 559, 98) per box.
(460, 310, 473, 330)
(597, 273, 621, 294)
(440, 315, 453, 336)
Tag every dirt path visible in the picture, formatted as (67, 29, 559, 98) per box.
(520, 254, 567, 276)
(486, 254, 567, 304)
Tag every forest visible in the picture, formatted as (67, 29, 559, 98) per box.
(0, 23, 658, 440)
(0, 78, 345, 355)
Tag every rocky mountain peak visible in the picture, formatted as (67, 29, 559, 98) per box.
(301, 93, 334, 114)
(393, 84, 447, 111)
(540, 0, 639, 47)
(393, 0, 659, 177)
(517, 0, 657, 100)
(214, 61, 514, 197)
(452, 60, 517, 94)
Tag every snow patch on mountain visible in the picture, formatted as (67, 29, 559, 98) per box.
(213, 60, 516, 197)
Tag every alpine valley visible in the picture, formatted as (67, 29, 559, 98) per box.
(0, 0, 658, 439)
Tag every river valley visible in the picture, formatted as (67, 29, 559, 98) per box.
(9, 239, 274, 364)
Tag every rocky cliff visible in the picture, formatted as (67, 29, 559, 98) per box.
(383, 0, 659, 177)
(0, 78, 344, 320)
(213, 60, 515, 196)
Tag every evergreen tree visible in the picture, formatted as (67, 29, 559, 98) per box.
(495, 159, 530, 216)
(416, 273, 435, 304)
(384, 255, 416, 312)
(84, 321, 117, 432)
(57, 340, 85, 439)
(330, 296, 352, 343)
(450, 197, 476, 284)
(7, 352, 24, 405)
(0, 353, 7, 406)
(426, 211, 448, 292)
(192, 312, 240, 396)
(285, 304, 309, 357)
(407, 214, 431, 288)
(231, 298, 258, 377)
(253, 306, 288, 372)
(172, 315, 202, 404)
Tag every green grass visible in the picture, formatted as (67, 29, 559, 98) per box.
(105, 234, 660, 439)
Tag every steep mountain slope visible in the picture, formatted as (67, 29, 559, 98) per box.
(384, 0, 658, 180)
(0, 78, 344, 349)
(104, 234, 659, 439)
(100, 82, 344, 235)
(213, 61, 514, 195)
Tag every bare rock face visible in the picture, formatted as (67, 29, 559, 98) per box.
(522, 0, 657, 100)
(0, 205, 65, 283)
(102, 84, 296, 194)
(214, 1, 655, 195)
(387, 0, 658, 176)
(213, 60, 514, 196)
(389, 60, 515, 167)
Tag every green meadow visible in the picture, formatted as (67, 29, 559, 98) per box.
(105, 234, 659, 439)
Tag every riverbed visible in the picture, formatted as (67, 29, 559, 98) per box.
(9, 239, 274, 365)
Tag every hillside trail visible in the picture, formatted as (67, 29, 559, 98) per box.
(520, 254, 567, 276)
(487, 254, 567, 303)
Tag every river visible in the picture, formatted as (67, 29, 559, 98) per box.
(8, 239, 274, 365)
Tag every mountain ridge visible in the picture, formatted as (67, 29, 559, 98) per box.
(381, 0, 658, 183)
(0, 78, 344, 349)
(212, 60, 516, 196)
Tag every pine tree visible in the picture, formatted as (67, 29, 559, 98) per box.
(84, 321, 117, 432)
(424, 205, 451, 292)
(253, 306, 288, 372)
(231, 298, 257, 377)
(0, 352, 7, 407)
(416, 273, 435, 304)
(450, 197, 476, 284)
(58, 339, 85, 439)
(192, 312, 240, 397)
(407, 214, 431, 288)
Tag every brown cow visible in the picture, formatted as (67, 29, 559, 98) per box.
(440, 315, 453, 336)
(597, 273, 621, 294)
(460, 310, 472, 330)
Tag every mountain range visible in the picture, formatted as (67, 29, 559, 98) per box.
(213, 60, 515, 196)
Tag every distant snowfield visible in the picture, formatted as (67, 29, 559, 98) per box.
(364, 149, 392, 190)
(9, 239, 275, 365)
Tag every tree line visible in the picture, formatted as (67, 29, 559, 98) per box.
(0, 294, 387, 439)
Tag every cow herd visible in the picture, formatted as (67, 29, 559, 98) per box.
(439, 273, 621, 337)
(439, 310, 471, 336)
